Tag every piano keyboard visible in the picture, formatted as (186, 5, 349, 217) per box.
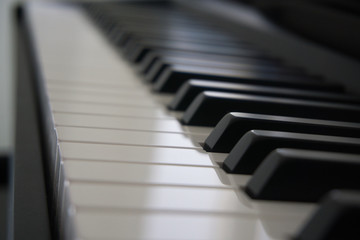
(24, 1, 360, 240)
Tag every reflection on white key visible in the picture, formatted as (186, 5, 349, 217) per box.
(42, 63, 140, 84)
(63, 160, 230, 188)
(53, 113, 211, 135)
(43, 63, 139, 82)
(46, 83, 148, 95)
(50, 101, 173, 119)
(75, 210, 300, 240)
(57, 126, 204, 149)
(48, 91, 159, 107)
(60, 142, 216, 167)
(69, 183, 255, 214)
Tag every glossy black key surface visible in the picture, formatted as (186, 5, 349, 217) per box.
(128, 35, 251, 50)
(90, 4, 207, 27)
(116, 21, 245, 43)
(125, 39, 266, 63)
(169, 80, 359, 111)
(204, 112, 360, 153)
(182, 91, 360, 126)
(138, 49, 283, 74)
(153, 65, 340, 93)
(123, 36, 252, 53)
(106, 15, 210, 28)
(245, 149, 360, 202)
(295, 190, 360, 240)
(222, 130, 360, 174)
(144, 56, 305, 82)
(113, 26, 243, 48)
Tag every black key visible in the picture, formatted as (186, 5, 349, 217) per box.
(145, 58, 305, 83)
(95, 6, 208, 27)
(125, 39, 266, 63)
(124, 36, 252, 54)
(114, 26, 243, 47)
(115, 20, 239, 45)
(107, 15, 209, 28)
(182, 92, 360, 126)
(295, 190, 360, 240)
(95, 4, 193, 20)
(153, 65, 341, 93)
(138, 50, 283, 74)
(222, 130, 360, 174)
(245, 149, 360, 202)
(124, 35, 251, 52)
(111, 19, 224, 35)
(170, 80, 358, 111)
(204, 112, 360, 153)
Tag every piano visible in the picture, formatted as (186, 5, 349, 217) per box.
(6, 0, 360, 239)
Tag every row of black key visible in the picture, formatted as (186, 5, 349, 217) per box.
(84, 2, 360, 239)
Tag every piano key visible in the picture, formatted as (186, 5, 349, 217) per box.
(222, 130, 360, 174)
(63, 160, 230, 188)
(115, 18, 229, 35)
(169, 79, 359, 111)
(50, 101, 174, 119)
(125, 39, 266, 63)
(69, 183, 256, 214)
(97, 5, 195, 18)
(75, 210, 302, 240)
(121, 34, 252, 50)
(144, 56, 305, 82)
(47, 90, 160, 107)
(53, 112, 211, 135)
(46, 78, 141, 89)
(182, 91, 360, 126)
(204, 112, 360, 153)
(56, 126, 206, 149)
(42, 63, 140, 83)
(29, 3, 355, 240)
(295, 190, 360, 240)
(111, 28, 251, 49)
(59, 142, 219, 167)
(138, 49, 283, 74)
(66, 185, 313, 240)
(47, 84, 149, 96)
(153, 65, 341, 93)
(46, 82, 149, 96)
(67, 180, 314, 217)
(107, 16, 212, 30)
(245, 149, 360, 202)
(112, 25, 249, 47)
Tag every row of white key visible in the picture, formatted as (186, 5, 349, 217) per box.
(28, 3, 314, 240)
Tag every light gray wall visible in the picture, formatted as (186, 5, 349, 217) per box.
(0, 0, 15, 153)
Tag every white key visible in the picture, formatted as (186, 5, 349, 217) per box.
(48, 91, 159, 107)
(50, 101, 173, 119)
(74, 210, 305, 240)
(46, 82, 149, 95)
(53, 113, 211, 135)
(68, 182, 314, 217)
(69, 183, 255, 214)
(59, 142, 217, 167)
(63, 160, 231, 188)
(57, 126, 205, 149)
(43, 64, 138, 83)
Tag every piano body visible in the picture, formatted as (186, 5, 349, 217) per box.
(5, 0, 360, 239)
